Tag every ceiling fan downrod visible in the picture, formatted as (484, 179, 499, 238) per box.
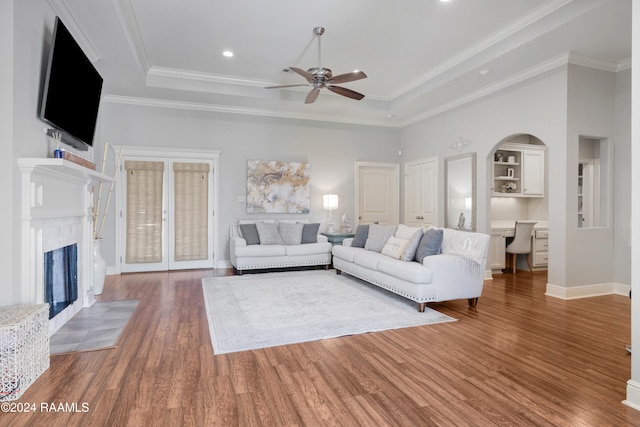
(315, 27, 325, 71)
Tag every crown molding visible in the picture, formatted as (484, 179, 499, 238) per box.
(111, 0, 151, 76)
(102, 95, 400, 128)
(400, 52, 572, 127)
(47, 0, 101, 63)
(388, 0, 604, 101)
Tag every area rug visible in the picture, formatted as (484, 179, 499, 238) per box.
(202, 270, 456, 354)
(49, 300, 139, 355)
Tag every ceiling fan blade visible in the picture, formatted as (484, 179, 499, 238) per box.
(329, 71, 368, 84)
(305, 88, 320, 104)
(265, 84, 309, 89)
(327, 85, 365, 101)
(289, 67, 314, 81)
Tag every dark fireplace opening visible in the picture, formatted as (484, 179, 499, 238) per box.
(44, 244, 78, 319)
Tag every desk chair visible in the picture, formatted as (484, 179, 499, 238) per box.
(505, 221, 536, 274)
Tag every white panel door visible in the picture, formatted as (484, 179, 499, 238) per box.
(404, 158, 437, 228)
(522, 149, 544, 196)
(356, 162, 399, 225)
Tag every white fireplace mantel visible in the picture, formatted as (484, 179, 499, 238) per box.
(18, 158, 112, 334)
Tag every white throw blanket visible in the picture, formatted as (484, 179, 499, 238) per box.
(441, 229, 488, 276)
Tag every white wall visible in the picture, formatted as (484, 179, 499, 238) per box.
(98, 103, 401, 265)
(614, 68, 632, 286)
(400, 68, 569, 287)
(565, 65, 617, 287)
(0, 0, 15, 305)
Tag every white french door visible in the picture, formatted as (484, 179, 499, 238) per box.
(114, 146, 220, 273)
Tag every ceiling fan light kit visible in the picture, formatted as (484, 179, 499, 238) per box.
(265, 27, 367, 104)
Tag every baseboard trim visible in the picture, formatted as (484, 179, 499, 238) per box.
(546, 282, 630, 299)
(623, 380, 640, 411)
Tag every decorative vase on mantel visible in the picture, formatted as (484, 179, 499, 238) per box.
(92, 239, 107, 295)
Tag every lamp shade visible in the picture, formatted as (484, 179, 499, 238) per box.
(323, 194, 339, 210)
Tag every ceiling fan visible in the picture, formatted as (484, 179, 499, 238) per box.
(265, 27, 367, 104)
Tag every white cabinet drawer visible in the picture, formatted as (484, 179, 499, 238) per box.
(534, 238, 548, 251)
(535, 230, 548, 239)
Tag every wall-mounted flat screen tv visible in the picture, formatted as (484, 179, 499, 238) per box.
(40, 17, 103, 151)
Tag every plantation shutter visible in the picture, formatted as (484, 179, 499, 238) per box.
(173, 162, 210, 261)
(125, 161, 164, 263)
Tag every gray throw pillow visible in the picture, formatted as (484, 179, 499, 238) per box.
(351, 225, 369, 248)
(415, 228, 443, 263)
(364, 224, 397, 253)
(256, 222, 284, 245)
(400, 228, 424, 261)
(238, 223, 260, 245)
(279, 222, 304, 245)
(301, 223, 320, 243)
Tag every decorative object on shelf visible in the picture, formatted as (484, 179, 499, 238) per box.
(449, 136, 473, 152)
(340, 212, 353, 234)
(62, 151, 96, 170)
(92, 239, 107, 295)
(323, 194, 339, 233)
(246, 160, 310, 213)
(457, 212, 466, 230)
(51, 130, 63, 158)
(508, 155, 516, 163)
(507, 168, 515, 178)
(501, 182, 517, 193)
(495, 151, 504, 162)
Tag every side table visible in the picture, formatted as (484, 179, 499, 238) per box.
(321, 232, 355, 246)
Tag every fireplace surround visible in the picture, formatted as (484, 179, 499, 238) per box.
(18, 158, 112, 335)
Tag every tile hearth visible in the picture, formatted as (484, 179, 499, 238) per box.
(49, 300, 139, 354)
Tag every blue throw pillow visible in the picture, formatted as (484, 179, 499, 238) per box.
(351, 225, 369, 248)
(301, 223, 320, 243)
(415, 228, 443, 263)
(239, 223, 260, 245)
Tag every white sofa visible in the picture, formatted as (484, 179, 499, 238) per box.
(230, 220, 332, 274)
(332, 226, 490, 312)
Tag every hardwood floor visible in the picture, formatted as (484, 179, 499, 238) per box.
(5, 268, 640, 426)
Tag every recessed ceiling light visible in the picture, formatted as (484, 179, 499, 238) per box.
(222, 50, 234, 58)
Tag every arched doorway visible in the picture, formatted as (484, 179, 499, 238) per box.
(487, 134, 549, 275)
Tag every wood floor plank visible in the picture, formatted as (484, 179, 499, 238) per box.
(4, 268, 640, 426)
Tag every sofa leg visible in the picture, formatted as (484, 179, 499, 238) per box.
(468, 298, 478, 308)
(335, 269, 342, 275)
(236, 269, 243, 276)
(418, 302, 426, 312)
(324, 264, 330, 270)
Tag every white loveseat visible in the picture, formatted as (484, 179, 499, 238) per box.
(332, 225, 490, 312)
(230, 220, 332, 274)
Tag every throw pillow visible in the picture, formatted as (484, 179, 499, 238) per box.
(351, 225, 369, 248)
(301, 223, 320, 243)
(255, 222, 284, 245)
(364, 224, 398, 253)
(278, 222, 304, 245)
(395, 224, 421, 240)
(238, 223, 260, 245)
(400, 228, 424, 261)
(415, 227, 443, 263)
(381, 236, 409, 259)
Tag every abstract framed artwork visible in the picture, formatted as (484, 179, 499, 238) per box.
(247, 160, 310, 213)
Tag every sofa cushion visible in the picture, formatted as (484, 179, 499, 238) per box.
(400, 228, 424, 262)
(239, 223, 260, 245)
(381, 236, 409, 259)
(415, 227, 443, 263)
(351, 225, 369, 248)
(256, 222, 284, 245)
(332, 244, 359, 263)
(353, 251, 383, 270)
(364, 224, 397, 253)
(286, 242, 331, 256)
(377, 257, 433, 284)
(301, 223, 320, 243)
(234, 244, 286, 257)
(279, 222, 304, 245)
(395, 224, 421, 239)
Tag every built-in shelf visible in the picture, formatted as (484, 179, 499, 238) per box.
(17, 158, 113, 182)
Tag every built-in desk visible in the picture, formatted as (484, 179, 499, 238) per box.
(489, 220, 548, 272)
